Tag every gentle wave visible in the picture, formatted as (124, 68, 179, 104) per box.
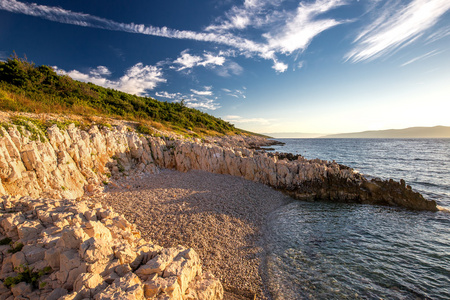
(264, 139, 450, 299)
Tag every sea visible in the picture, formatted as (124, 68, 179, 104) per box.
(263, 139, 450, 300)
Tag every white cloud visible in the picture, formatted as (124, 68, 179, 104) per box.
(400, 49, 443, 67)
(198, 53, 226, 67)
(272, 60, 288, 73)
(155, 91, 180, 99)
(0, 0, 346, 72)
(222, 88, 246, 99)
(57, 63, 166, 96)
(223, 115, 273, 125)
(89, 66, 111, 77)
(191, 88, 213, 96)
(173, 50, 226, 71)
(426, 25, 450, 44)
(346, 0, 450, 62)
(4, 0, 444, 74)
(264, 0, 347, 55)
(0, 0, 269, 58)
(185, 98, 220, 110)
(206, 0, 285, 32)
(173, 50, 203, 71)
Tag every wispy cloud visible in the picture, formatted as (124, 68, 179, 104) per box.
(205, 0, 286, 32)
(426, 25, 450, 44)
(155, 91, 180, 99)
(400, 49, 443, 67)
(173, 50, 226, 71)
(191, 87, 213, 96)
(223, 115, 273, 125)
(55, 63, 166, 96)
(185, 98, 221, 110)
(222, 88, 246, 99)
(346, 0, 450, 62)
(0, 0, 269, 61)
(0, 0, 348, 72)
(263, 0, 348, 55)
(207, 0, 348, 70)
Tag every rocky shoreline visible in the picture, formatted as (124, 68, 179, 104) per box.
(0, 113, 437, 212)
(0, 112, 439, 299)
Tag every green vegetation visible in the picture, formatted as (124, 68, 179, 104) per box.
(11, 116, 47, 142)
(136, 123, 154, 135)
(8, 242, 24, 254)
(0, 56, 240, 135)
(4, 265, 52, 288)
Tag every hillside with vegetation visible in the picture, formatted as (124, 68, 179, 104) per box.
(0, 56, 239, 136)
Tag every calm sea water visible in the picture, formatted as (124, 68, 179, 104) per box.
(263, 139, 450, 299)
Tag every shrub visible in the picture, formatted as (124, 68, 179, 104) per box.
(4, 265, 52, 288)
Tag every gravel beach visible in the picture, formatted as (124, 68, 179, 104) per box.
(92, 169, 292, 299)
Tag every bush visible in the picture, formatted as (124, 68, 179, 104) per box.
(4, 265, 52, 288)
(0, 56, 241, 136)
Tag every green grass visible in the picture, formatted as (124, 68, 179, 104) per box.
(4, 265, 52, 289)
(8, 242, 23, 254)
(0, 56, 240, 136)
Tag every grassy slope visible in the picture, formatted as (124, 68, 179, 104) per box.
(0, 57, 241, 137)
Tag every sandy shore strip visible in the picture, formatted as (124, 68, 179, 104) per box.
(90, 169, 292, 299)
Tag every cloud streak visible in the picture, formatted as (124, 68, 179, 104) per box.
(0, 0, 269, 60)
(400, 49, 443, 67)
(0, 0, 348, 72)
(2, 0, 445, 73)
(346, 0, 450, 62)
(263, 0, 348, 55)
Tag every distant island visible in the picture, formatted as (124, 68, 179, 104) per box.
(320, 126, 450, 139)
(263, 126, 450, 139)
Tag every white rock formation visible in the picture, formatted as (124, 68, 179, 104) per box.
(0, 196, 223, 299)
(0, 117, 436, 210)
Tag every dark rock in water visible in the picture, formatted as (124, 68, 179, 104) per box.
(282, 174, 438, 212)
(248, 139, 285, 150)
(269, 152, 303, 161)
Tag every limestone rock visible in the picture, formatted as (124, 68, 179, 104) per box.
(10, 281, 32, 297)
(79, 237, 114, 265)
(73, 272, 108, 298)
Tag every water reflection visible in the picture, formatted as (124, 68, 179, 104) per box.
(263, 202, 450, 300)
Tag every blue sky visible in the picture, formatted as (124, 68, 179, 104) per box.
(0, 0, 449, 134)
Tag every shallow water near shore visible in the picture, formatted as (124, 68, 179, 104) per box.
(263, 139, 450, 299)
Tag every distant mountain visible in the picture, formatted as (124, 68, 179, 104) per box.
(262, 132, 324, 138)
(321, 126, 450, 138)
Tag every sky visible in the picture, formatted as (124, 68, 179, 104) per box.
(0, 0, 449, 135)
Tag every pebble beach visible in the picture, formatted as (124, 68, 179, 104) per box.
(93, 169, 292, 299)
